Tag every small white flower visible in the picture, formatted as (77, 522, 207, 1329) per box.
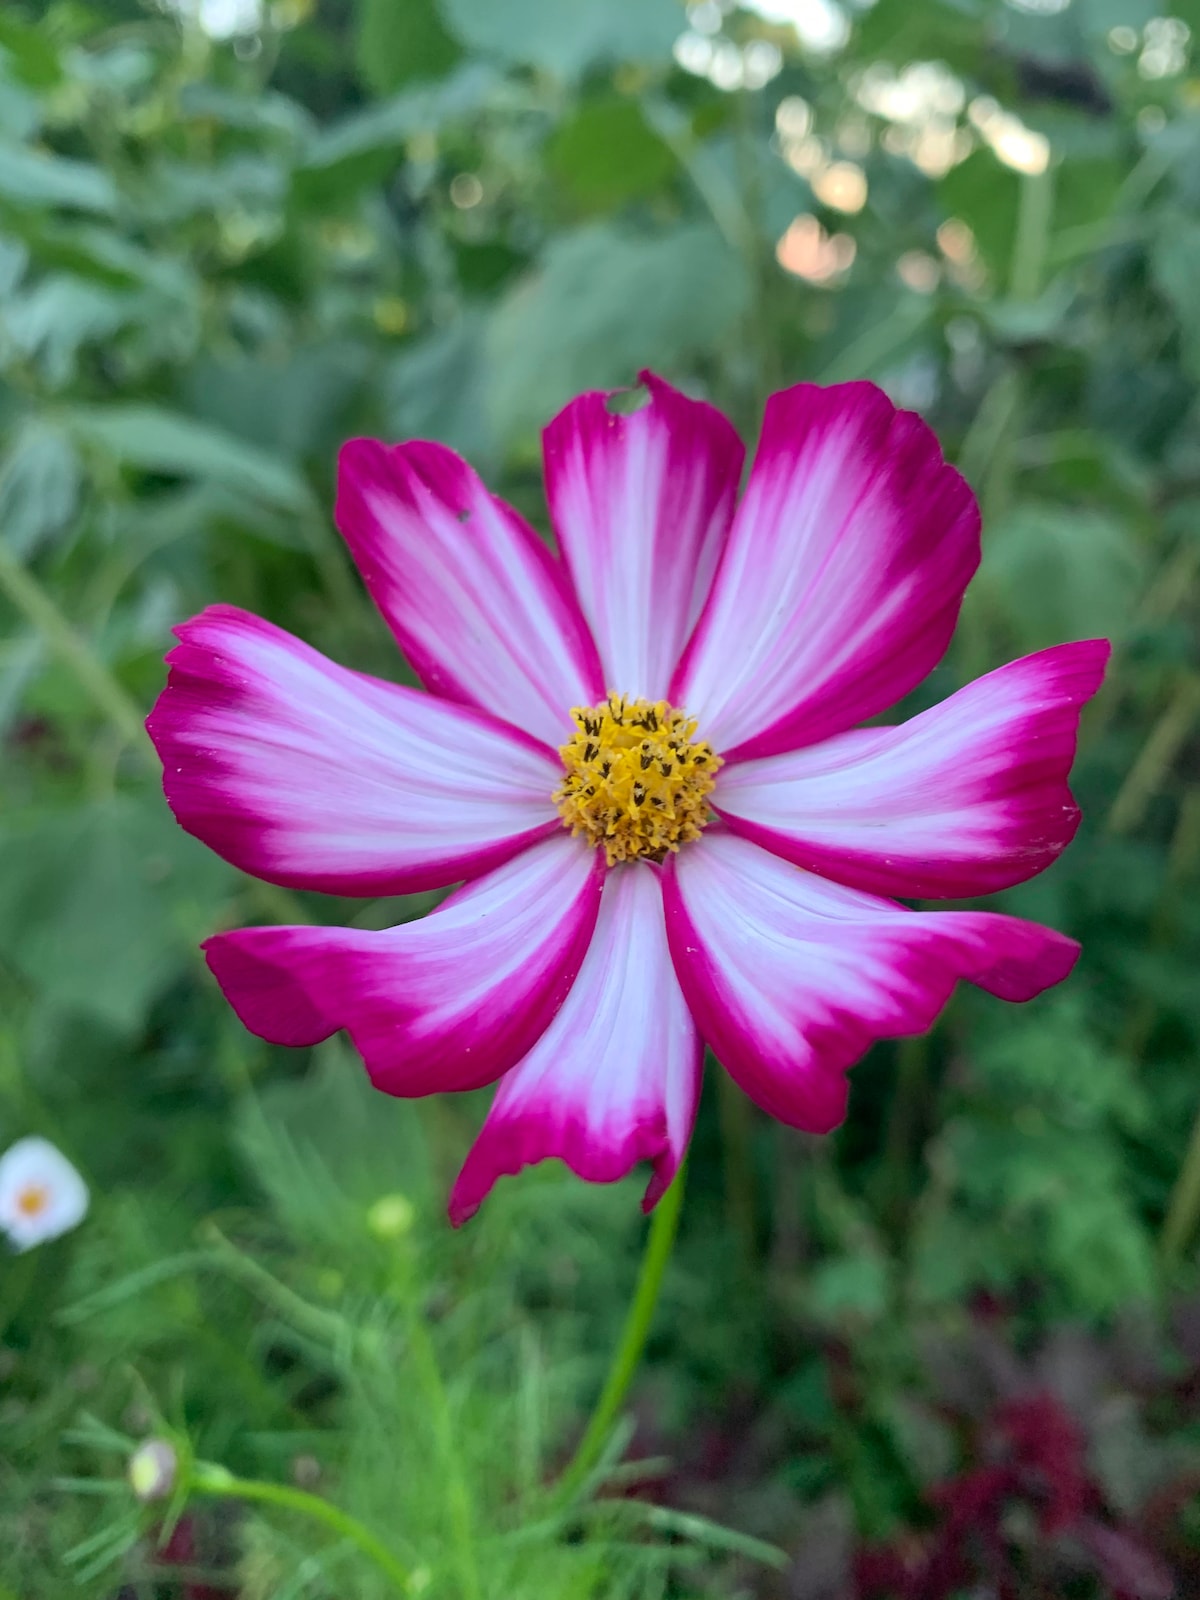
(0, 1137, 89, 1252)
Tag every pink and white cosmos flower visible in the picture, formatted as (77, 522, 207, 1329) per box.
(147, 375, 1108, 1224)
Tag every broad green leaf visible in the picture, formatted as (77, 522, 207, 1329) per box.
(939, 148, 1019, 283)
(1, 276, 127, 388)
(969, 501, 1143, 650)
(181, 340, 368, 460)
(0, 14, 62, 89)
(0, 797, 233, 1032)
(851, 0, 984, 74)
(547, 97, 677, 212)
(0, 64, 39, 141)
(437, 0, 682, 78)
(0, 231, 26, 293)
(0, 142, 116, 213)
(487, 222, 750, 444)
(177, 81, 313, 140)
(808, 1256, 891, 1326)
(63, 405, 314, 513)
(296, 64, 496, 203)
(0, 419, 80, 557)
(0, 221, 135, 288)
(384, 314, 495, 471)
(355, 0, 461, 94)
(1152, 210, 1200, 376)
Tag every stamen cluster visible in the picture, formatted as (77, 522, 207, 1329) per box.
(554, 694, 722, 866)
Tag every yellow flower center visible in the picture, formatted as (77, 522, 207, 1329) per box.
(554, 694, 722, 866)
(16, 1184, 49, 1217)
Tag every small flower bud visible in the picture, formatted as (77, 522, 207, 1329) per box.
(367, 1193, 415, 1240)
(128, 1439, 178, 1503)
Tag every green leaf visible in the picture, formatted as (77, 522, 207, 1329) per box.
(1152, 209, 1200, 377)
(0, 796, 233, 1032)
(0, 418, 80, 557)
(808, 1256, 891, 1326)
(180, 340, 368, 461)
(547, 97, 677, 212)
(0, 64, 39, 142)
(0, 142, 117, 213)
(969, 501, 1143, 650)
(487, 222, 749, 445)
(355, 0, 461, 94)
(437, 0, 682, 78)
(0, 14, 63, 90)
(939, 148, 1019, 282)
(62, 404, 314, 513)
(296, 64, 496, 204)
(384, 313, 495, 471)
(851, 0, 983, 75)
(2, 276, 127, 387)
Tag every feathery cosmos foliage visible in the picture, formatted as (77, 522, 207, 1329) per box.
(148, 375, 1107, 1222)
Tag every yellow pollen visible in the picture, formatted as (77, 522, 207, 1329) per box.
(554, 694, 722, 866)
(16, 1184, 49, 1218)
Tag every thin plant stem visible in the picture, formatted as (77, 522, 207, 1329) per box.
(1121, 787, 1200, 1063)
(957, 369, 1022, 495)
(1106, 675, 1200, 836)
(190, 1462, 413, 1594)
(816, 298, 930, 386)
(0, 543, 155, 768)
(877, 1034, 931, 1241)
(404, 1313, 481, 1600)
(1162, 1105, 1200, 1266)
(553, 1163, 686, 1504)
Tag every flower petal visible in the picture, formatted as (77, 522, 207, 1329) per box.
(336, 437, 603, 746)
(147, 604, 561, 895)
(0, 1137, 89, 1252)
(205, 835, 604, 1096)
(663, 833, 1078, 1135)
(448, 862, 701, 1225)
(715, 640, 1111, 899)
(671, 382, 980, 760)
(543, 371, 744, 700)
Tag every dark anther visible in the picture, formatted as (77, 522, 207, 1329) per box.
(601, 761, 612, 778)
(640, 753, 653, 769)
(646, 708, 658, 731)
(583, 742, 599, 763)
(632, 783, 646, 805)
(659, 761, 673, 777)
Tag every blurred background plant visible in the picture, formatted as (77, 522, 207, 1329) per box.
(2, 0, 1200, 1594)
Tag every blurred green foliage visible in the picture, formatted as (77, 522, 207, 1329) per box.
(2, 0, 1200, 1594)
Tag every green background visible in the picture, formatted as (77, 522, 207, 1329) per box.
(2, 0, 1200, 1595)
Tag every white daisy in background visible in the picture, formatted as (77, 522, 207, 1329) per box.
(0, 1137, 89, 1252)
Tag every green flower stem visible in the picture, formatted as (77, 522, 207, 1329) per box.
(0, 543, 155, 768)
(190, 1462, 413, 1594)
(553, 1163, 686, 1504)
